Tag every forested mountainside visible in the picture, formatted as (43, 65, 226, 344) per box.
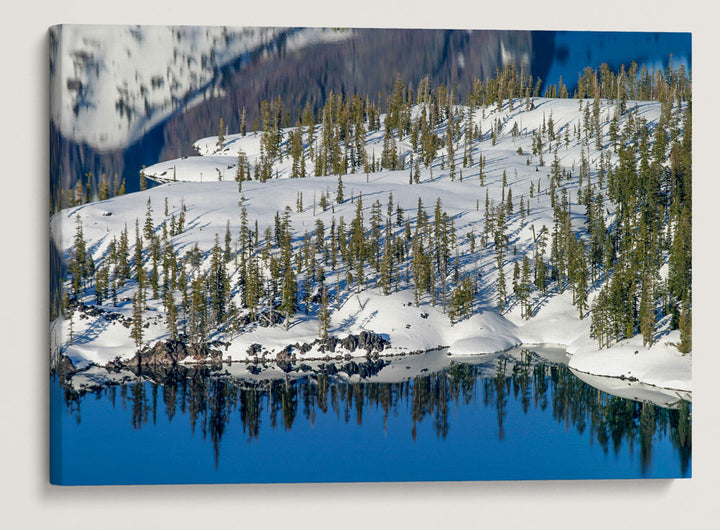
(51, 27, 541, 213)
(52, 62, 691, 393)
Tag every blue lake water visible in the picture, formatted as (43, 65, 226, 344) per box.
(50, 348, 691, 485)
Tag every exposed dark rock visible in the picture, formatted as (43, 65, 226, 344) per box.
(339, 334, 358, 352)
(276, 345, 293, 362)
(128, 339, 223, 367)
(276, 360, 294, 373)
(58, 355, 77, 379)
(246, 343, 262, 356)
(356, 330, 388, 353)
(323, 336, 338, 353)
(105, 357, 125, 371)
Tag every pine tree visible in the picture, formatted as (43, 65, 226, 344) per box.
(639, 275, 655, 347)
(98, 173, 109, 201)
(349, 193, 365, 291)
(290, 126, 304, 178)
(677, 302, 692, 353)
(143, 198, 154, 240)
(134, 220, 145, 295)
(224, 220, 232, 263)
(336, 175, 345, 204)
(379, 231, 393, 295)
(130, 291, 144, 349)
(69, 216, 88, 300)
(496, 251, 507, 312)
(189, 272, 206, 344)
(239, 107, 247, 136)
(668, 204, 691, 320)
(84, 172, 93, 204)
(217, 116, 225, 147)
(520, 254, 532, 319)
(280, 265, 297, 330)
(318, 286, 330, 340)
(590, 287, 611, 349)
(164, 289, 177, 341)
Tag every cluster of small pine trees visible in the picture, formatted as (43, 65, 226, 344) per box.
(58, 171, 126, 211)
(227, 62, 690, 187)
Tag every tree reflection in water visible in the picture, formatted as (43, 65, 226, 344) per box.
(60, 349, 691, 475)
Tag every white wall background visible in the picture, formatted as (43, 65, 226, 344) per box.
(1, 2, 717, 528)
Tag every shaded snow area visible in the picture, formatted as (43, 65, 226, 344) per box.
(50, 96, 691, 396)
(49, 25, 352, 150)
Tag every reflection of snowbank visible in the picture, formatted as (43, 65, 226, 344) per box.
(63, 347, 546, 393)
(69, 365, 139, 392)
(569, 368, 691, 408)
(65, 346, 688, 412)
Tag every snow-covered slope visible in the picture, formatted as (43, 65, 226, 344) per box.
(49, 25, 352, 151)
(50, 96, 691, 395)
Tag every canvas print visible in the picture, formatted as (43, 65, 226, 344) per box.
(49, 25, 692, 485)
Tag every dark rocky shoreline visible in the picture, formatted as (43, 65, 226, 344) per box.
(91, 330, 392, 374)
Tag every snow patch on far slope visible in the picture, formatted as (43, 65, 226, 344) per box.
(50, 26, 353, 151)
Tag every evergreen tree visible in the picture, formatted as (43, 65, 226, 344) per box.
(164, 289, 178, 341)
(69, 216, 88, 300)
(98, 173, 109, 201)
(139, 167, 147, 191)
(188, 272, 207, 344)
(143, 198, 154, 240)
(134, 220, 145, 295)
(496, 251, 507, 312)
(639, 275, 656, 347)
(336, 175, 345, 204)
(677, 302, 692, 353)
(318, 286, 330, 340)
(217, 116, 226, 147)
(130, 291, 144, 349)
(209, 237, 229, 325)
(224, 220, 232, 263)
(280, 265, 297, 330)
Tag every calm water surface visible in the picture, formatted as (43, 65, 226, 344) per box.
(50, 348, 691, 485)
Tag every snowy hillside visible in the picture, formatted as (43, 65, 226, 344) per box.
(51, 91, 691, 395)
(49, 25, 352, 151)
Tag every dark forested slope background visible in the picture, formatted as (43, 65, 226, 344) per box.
(49, 28, 690, 206)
